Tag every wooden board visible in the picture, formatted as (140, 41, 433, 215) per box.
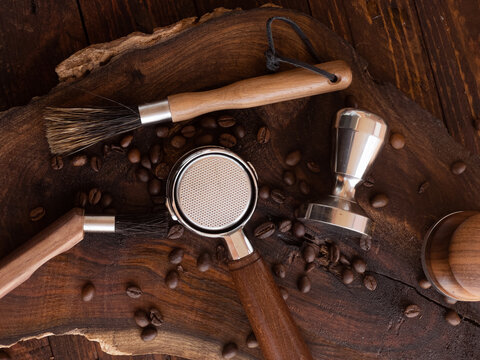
(0, 6, 479, 360)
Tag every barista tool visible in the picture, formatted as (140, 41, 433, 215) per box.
(298, 108, 388, 238)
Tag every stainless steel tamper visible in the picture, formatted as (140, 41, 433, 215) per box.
(298, 108, 388, 237)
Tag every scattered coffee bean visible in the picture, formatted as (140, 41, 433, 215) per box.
(254, 221, 276, 239)
(141, 154, 152, 170)
(272, 263, 286, 278)
(90, 156, 102, 172)
(352, 258, 366, 274)
(360, 236, 372, 251)
(218, 115, 236, 128)
(141, 326, 158, 341)
(75, 191, 87, 208)
(370, 193, 389, 208)
(156, 126, 169, 138)
(445, 310, 461, 326)
(257, 126, 271, 144)
(299, 180, 310, 195)
(444, 296, 457, 305)
(404, 304, 421, 318)
(293, 222, 305, 238)
(197, 252, 212, 272)
(279, 286, 289, 300)
(305, 262, 316, 273)
(201, 116, 217, 129)
(390, 133, 405, 149)
(134, 310, 150, 327)
(306, 161, 321, 173)
(50, 155, 63, 170)
(329, 244, 340, 264)
(270, 189, 285, 204)
(259, 185, 270, 200)
(222, 342, 238, 359)
(88, 188, 102, 205)
(302, 245, 316, 263)
(165, 270, 179, 289)
(149, 144, 162, 164)
(148, 179, 161, 195)
(72, 154, 87, 167)
(216, 244, 227, 263)
(195, 133, 214, 146)
(176, 264, 184, 272)
(363, 178, 375, 187)
(451, 161, 466, 175)
(128, 148, 141, 163)
(99, 193, 112, 208)
(120, 134, 133, 148)
(111, 144, 124, 154)
(418, 278, 431, 289)
(345, 94, 358, 108)
(167, 224, 184, 239)
(219, 133, 237, 148)
(168, 248, 184, 264)
(283, 170, 296, 186)
(363, 275, 377, 291)
(81, 282, 95, 302)
(0, 350, 10, 359)
(418, 181, 430, 194)
(126, 285, 142, 299)
(181, 125, 196, 138)
(342, 268, 354, 285)
(29, 206, 45, 221)
(234, 125, 245, 138)
(171, 135, 186, 149)
(246, 332, 258, 349)
(340, 255, 351, 266)
(298, 275, 311, 293)
(285, 150, 301, 166)
(278, 219, 292, 233)
(154, 162, 170, 180)
(136, 168, 150, 182)
(148, 308, 164, 326)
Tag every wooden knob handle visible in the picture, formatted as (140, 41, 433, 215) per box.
(0, 208, 85, 299)
(229, 251, 313, 360)
(168, 60, 352, 122)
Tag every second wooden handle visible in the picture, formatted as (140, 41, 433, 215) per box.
(168, 60, 352, 122)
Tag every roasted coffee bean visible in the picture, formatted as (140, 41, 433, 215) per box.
(344, 94, 358, 108)
(90, 156, 102, 172)
(141, 326, 158, 341)
(444, 296, 457, 305)
(134, 310, 149, 328)
(278, 219, 292, 233)
(216, 244, 227, 263)
(148, 179, 161, 195)
(283, 170, 296, 186)
(352, 258, 366, 274)
(370, 193, 389, 208)
(272, 263, 286, 278)
(128, 148, 141, 163)
(360, 236, 372, 251)
(171, 135, 186, 149)
(75, 191, 87, 208)
(418, 181, 430, 194)
(200, 116, 217, 129)
(234, 125, 245, 138)
(254, 221, 275, 239)
(419, 278, 431, 289)
(88, 188, 102, 205)
(298, 275, 311, 293)
(259, 185, 270, 200)
(141, 154, 152, 170)
(293, 222, 305, 238)
(445, 310, 461, 326)
(390, 133, 405, 149)
(340, 255, 351, 266)
(271, 189, 286, 204)
(168, 248, 184, 264)
(111, 144, 124, 153)
(149, 144, 162, 164)
(222, 342, 238, 359)
(306, 161, 321, 173)
(305, 262, 316, 273)
(120, 134, 133, 148)
(279, 286, 289, 300)
(218, 115, 236, 128)
(285, 150, 301, 166)
(299, 180, 310, 195)
(181, 125, 196, 138)
(363, 179, 375, 188)
(136, 168, 150, 182)
(50, 155, 63, 170)
(81, 282, 95, 302)
(246, 332, 258, 349)
(404, 304, 421, 318)
(29, 206, 45, 221)
(302, 245, 316, 263)
(257, 126, 271, 144)
(167, 224, 184, 239)
(148, 308, 164, 326)
(126, 285, 142, 298)
(195, 133, 214, 146)
(219, 133, 237, 148)
(176, 265, 184, 272)
(197, 252, 212, 272)
(165, 270, 179, 289)
(451, 161, 466, 175)
(329, 244, 340, 264)
(156, 126, 169, 138)
(342, 268, 354, 284)
(100, 193, 113, 208)
(363, 274, 377, 291)
(154, 162, 170, 180)
(72, 154, 87, 166)
(151, 195, 166, 205)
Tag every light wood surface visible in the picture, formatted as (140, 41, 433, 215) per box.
(168, 60, 351, 122)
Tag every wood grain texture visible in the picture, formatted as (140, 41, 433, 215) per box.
(195, 0, 310, 14)
(308, 0, 352, 42)
(0, 6, 479, 360)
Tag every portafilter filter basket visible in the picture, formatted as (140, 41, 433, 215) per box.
(165, 147, 313, 360)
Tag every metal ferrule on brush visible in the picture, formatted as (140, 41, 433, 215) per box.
(83, 215, 115, 232)
(138, 100, 172, 125)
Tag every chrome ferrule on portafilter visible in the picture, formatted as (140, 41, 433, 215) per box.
(298, 108, 388, 237)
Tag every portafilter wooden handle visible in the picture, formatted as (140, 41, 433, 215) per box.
(229, 251, 313, 360)
(168, 60, 351, 123)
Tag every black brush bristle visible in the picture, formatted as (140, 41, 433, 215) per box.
(45, 106, 140, 155)
(115, 211, 170, 237)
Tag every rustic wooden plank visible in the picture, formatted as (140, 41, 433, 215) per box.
(414, 0, 480, 153)
(195, 0, 311, 14)
(1, 338, 52, 360)
(49, 335, 99, 360)
(0, 0, 86, 111)
(308, 0, 352, 42)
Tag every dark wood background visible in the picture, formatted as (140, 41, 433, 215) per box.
(0, 1, 478, 360)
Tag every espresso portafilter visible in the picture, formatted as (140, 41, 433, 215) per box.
(298, 108, 388, 237)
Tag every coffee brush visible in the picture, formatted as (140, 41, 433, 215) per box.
(45, 60, 351, 155)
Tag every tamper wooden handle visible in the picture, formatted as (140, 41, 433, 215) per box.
(229, 251, 313, 360)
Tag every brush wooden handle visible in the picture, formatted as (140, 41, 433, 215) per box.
(229, 251, 313, 360)
(168, 60, 351, 122)
(0, 208, 85, 299)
